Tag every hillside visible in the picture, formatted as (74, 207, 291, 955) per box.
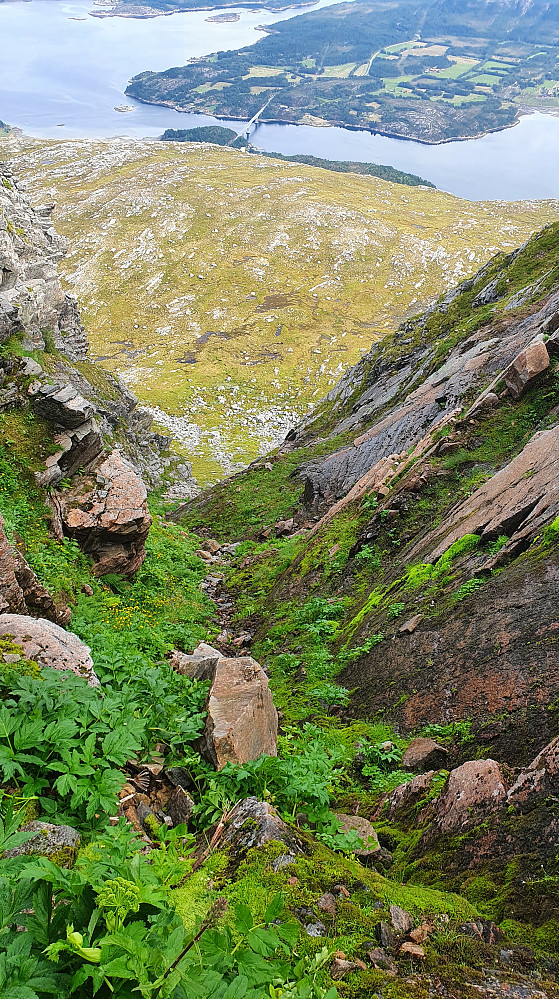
(1, 155, 558, 998)
(3, 133, 558, 483)
(126, 0, 559, 142)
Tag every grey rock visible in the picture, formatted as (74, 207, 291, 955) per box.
(221, 797, 301, 858)
(169, 642, 223, 682)
(390, 904, 413, 934)
(305, 921, 327, 938)
(34, 381, 94, 428)
(376, 921, 398, 950)
(4, 821, 79, 861)
(271, 853, 297, 872)
(0, 614, 99, 686)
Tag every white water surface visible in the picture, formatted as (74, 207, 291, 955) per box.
(0, 0, 558, 199)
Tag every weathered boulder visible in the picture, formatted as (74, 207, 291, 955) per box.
(202, 656, 278, 770)
(58, 449, 152, 576)
(401, 738, 449, 771)
(424, 759, 507, 837)
(0, 512, 70, 625)
(0, 614, 99, 686)
(334, 813, 379, 856)
(169, 642, 224, 682)
(221, 797, 301, 857)
(35, 418, 103, 487)
(33, 381, 95, 428)
(4, 820, 80, 863)
(504, 341, 549, 399)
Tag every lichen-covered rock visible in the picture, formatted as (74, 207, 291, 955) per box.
(202, 656, 278, 770)
(4, 820, 80, 863)
(221, 797, 301, 858)
(0, 614, 99, 686)
(58, 449, 152, 576)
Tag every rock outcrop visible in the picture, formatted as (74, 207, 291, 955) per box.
(56, 449, 152, 576)
(0, 614, 99, 686)
(4, 820, 80, 863)
(0, 511, 70, 624)
(202, 655, 278, 770)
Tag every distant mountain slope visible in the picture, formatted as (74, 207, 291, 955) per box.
(3, 133, 558, 482)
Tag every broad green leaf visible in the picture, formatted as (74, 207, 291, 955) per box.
(264, 894, 284, 924)
(222, 975, 249, 999)
(235, 903, 253, 934)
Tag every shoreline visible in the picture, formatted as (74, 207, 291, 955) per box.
(89, 0, 317, 17)
(126, 92, 532, 147)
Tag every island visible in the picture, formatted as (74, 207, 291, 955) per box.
(126, 0, 559, 143)
(90, 0, 315, 16)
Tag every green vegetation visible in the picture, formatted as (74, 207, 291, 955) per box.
(161, 125, 246, 147)
(259, 151, 435, 188)
(127, 0, 559, 143)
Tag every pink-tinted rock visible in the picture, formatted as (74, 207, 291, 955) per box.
(0, 614, 99, 686)
(59, 449, 152, 576)
(429, 759, 507, 835)
(504, 341, 549, 399)
(507, 736, 559, 808)
(203, 656, 278, 770)
(384, 772, 435, 820)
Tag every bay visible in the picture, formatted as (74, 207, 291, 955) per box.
(0, 0, 558, 200)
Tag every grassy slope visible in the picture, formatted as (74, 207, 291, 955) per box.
(3, 133, 558, 484)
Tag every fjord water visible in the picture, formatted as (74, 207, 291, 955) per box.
(1, 0, 558, 200)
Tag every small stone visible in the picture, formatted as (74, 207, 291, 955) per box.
(2, 653, 21, 664)
(305, 921, 327, 937)
(329, 958, 363, 980)
(410, 922, 430, 943)
(335, 813, 380, 856)
(390, 904, 413, 934)
(367, 947, 398, 976)
(288, 877, 299, 886)
(82, 584, 93, 596)
(333, 884, 351, 898)
(399, 941, 425, 959)
(399, 614, 423, 635)
(401, 737, 449, 771)
(271, 853, 297, 872)
(376, 922, 398, 950)
(317, 892, 337, 917)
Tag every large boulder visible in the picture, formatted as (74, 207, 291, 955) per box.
(169, 642, 224, 682)
(504, 341, 549, 400)
(0, 511, 71, 625)
(203, 656, 278, 770)
(423, 759, 507, 838)
(0, 614, 99, 687)
(58, 449, 152, 576)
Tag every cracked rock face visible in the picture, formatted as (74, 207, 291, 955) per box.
(0, 511, 71, 625)
(58, 449, 152, 576)
(0, 614, 99, 686)
(0, 162, 87, 359)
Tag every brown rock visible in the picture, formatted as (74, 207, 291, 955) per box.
(0, 511, 70, 625)
(401, 737, 449, 771)
(390, 904, 413, 934)
(376, 922, 398, 950)
(334, 814, 379, 856)
(399, 941, 425, 959)
(203, 656, 278, 770)
(317, 892, 337, 917)
(398, 614, 423, 635)
(507, 735, 559, 807)
(203, 539, 221, 553)
(0, 614, 99, 686)
(504, 341, 549, 399)
(166, 786, 195, 827)
(410, 922, 431, 943)
(329, 958, 365, 980)
(367, 947, 398, 975)
(429, 759, 507, 836)
(275, 518, 294, 536)
(59, 450, 152, 576)
(385, 772, 435, 820)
